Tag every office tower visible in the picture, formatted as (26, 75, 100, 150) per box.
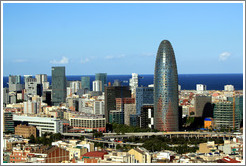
(140, 105, 154, 129)
(228, 95, 243, 126)
(3, 88, 9, 107)
(94, 101, 105, 114)
(3, 112, 14, 133)
(35, 74, 48, 91)
(70, 81, 80, 94)
(124, 103, 136, 126)
(194, 95, 212, 117)
(136, 87, 154, 115)
(214, 101, 241, 130)
(224, 85, 235, 92)
(196, 84, 207, 91)
(23, 100, 38, 114)
(8, 75, 23, 92)
(104, 86, 131, 123)
(178, 85, 181, 91)
(129, 73, 139, 95)
(24, 75, 32, 84)
(51, 66, 66, 106)
(154, 40, 179, 131)
(93, 80, 102, 91)
(25, 77, 42, 97)
(95, 73, 107, 92)
(109, 110, 124, 124)
(81, 76, 90, 91)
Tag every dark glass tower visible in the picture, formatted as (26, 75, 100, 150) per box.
(81, 76, 90, 91)
(154, 40, 179, 131)
(52, 66, 66, 106)
(95, 73, 107, 92)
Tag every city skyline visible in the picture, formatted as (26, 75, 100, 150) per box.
(3, 2, 244, 76)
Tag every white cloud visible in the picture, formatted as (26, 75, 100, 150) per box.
(104, 54, 125, 60)
(50, 56, 69, 64)
(81, 58, 90, 64)
(219, 52, 231, 61)
(13, 59, 27, 63)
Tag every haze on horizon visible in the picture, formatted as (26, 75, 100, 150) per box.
(3, 2, 244, 76)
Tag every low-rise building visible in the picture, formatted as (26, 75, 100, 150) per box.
(15, 124, 37, 138)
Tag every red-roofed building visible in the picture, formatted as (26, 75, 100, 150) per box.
(81, 151, 108, 163)
(217, 157, 241, 163)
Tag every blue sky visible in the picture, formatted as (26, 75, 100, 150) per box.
(3, 2, 244, 76)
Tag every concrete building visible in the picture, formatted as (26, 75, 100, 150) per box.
(224, 85, 234, 92)
(93, 80, 102, 92)
(69, 117, 106, 132)
(94, 101, 105, 114)
(128, 147, 151, 163)
(24, 75, 32, 84)
(3, 87, 9, 107)
(45, 146, 69, 163)
(95, 73, 107, 92)
(196, 84, 207, 92)
(35, 74, 47, 84)
(15, 124, 37, 138)
(124, 103, 137, 126)
(70, 81, 80, 94)
(52, 66, 67, 106)
(129, 73, 139, 96)
(25, 77, 42, 97)
(154, 40, 179, 131)
(194, 95, 212, 117)
(13, 115, 62, 136)
(136, 87, 154, 115)
(23, 100, 38, 114)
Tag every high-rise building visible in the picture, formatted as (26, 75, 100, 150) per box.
(136, 87, 154, 115)
(24, 75, 32, 84)
(93, 80, 102, 92)
(70, 81, 80, 94)
(224, 85, 235, 92)
(81, 76, 90, 91)
(214, 101, 241, 130)
(129, 73, 139, 95)
(154, 40, 179, 131)
(95, 73, 107, 92)
(194, 95, 212, 117)
(196, 84, 207, 92)
(104, 86, 131, 123)
(228, 95, 243, 126)
(3, 112, 14, 133)
(140, 105, 154, 129)
(3, 88, 9, 107)
(51, 66, 66, 106)
(8, 75, 23, 92)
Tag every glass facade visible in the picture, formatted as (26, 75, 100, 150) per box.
(95, 73, 107, 92)
(81, 76, 90, 91)
(51, 66, 66, 106)
(154, 40, 179, 131)
(136, 87, 154, 115)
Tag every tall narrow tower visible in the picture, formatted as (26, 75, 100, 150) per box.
(154, 40, 179, 131)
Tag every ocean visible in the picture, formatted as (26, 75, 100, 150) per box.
(3, 74, 243, 90)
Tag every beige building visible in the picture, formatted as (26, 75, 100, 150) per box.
(15, 124, 36, 138)
(128, 147, 151, 163)
(197, 141, 217, 153)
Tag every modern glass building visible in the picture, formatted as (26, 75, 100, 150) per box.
(136, 87, 154, 115)
(95, 73, 107, 92)
(81, 76, 90, 91)
(154, 40, 179, 131)
(51, 66, 66, 106)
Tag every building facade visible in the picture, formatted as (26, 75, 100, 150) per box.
(154, 40, 179, 131)
(136, 87, 154, 115)
(104, 86, 131, 123)
(95, 73, 107, 92)
(81, 76, 90, 91)
(15, 124, 37, 138)
(93, 80, 102, 92)
(51, 66, 66, 106)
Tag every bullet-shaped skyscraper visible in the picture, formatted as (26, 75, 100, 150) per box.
(154, 40, 179, 131)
